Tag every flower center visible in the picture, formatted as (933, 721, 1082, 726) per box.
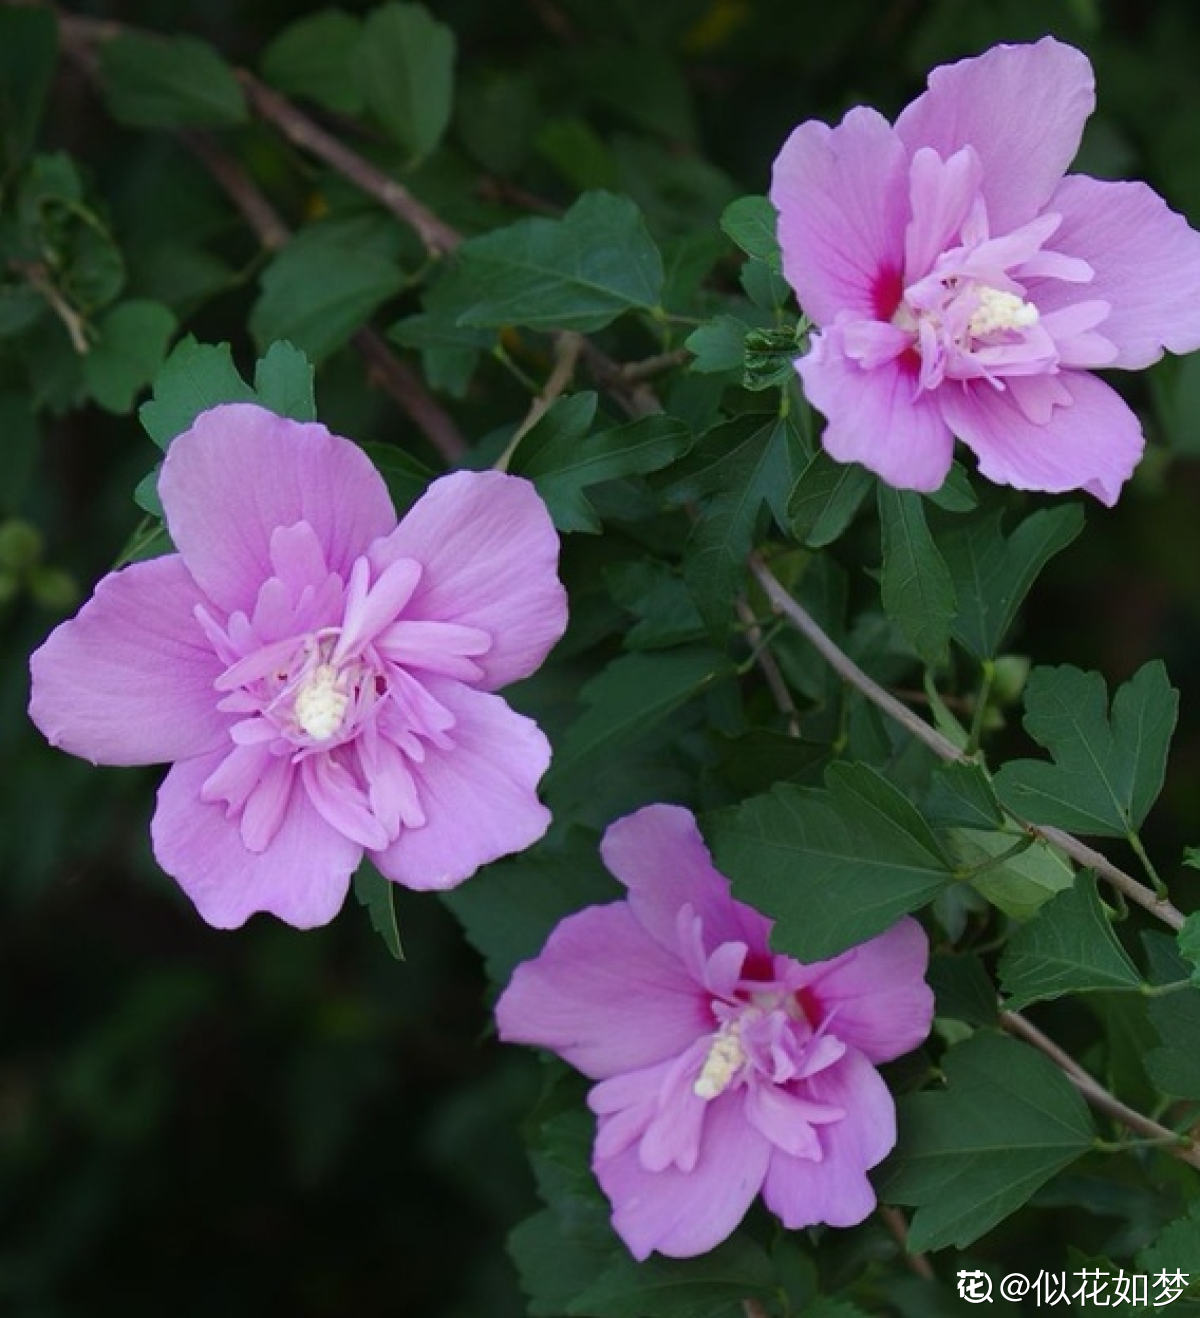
(693, 1022, 746, 1100)
(292, 662, 350, 741)
(967, 285, 1039, 337)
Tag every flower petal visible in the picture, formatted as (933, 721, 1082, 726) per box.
(798, 326, 955, 492)
(760, 1049, 896, 1230)
(159, 403, 396, 614)
(1029, 176, 1200, 369)
(369, 470, 567, 691)
(939, 368, 1144, 506)
(599, 804, 771, 959)
(800, 918, 934, 1064)
(770, 106, 909, 325)
(594, 1089, 771, 1260)
(28, 554, 228, 767)
(151, 749, 361, 929)
(369, 679, 552, 891)
(894, 37, 1095, 235)
(495, 902, 712, 1079)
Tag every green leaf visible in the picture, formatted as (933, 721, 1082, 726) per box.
(711, 762, 953, 961)
(1178, 912, 1200, 988)
(0, 6, 57, 165)
(388, 266, 495, 399)
(927, 953, 999, 1026)
(82, 300, 177, 414)
(998, 872, 1142, 1009)
(357, 443, 434, 517)
(139, 336, 255, 450)
(546, 647, 732, 803)
(260, 9, 365, 116)
(355, 3, 456, 165)
(568, 1235, 776, 1317)
(878, 487, 956, 668)
(682, 414, 802, 629)
(253, 341, 316, 421)
(926, 462, 978, 513)
(1144, 933, 1200, 1099)
(878, 1032, 1095, 1251)
(132, 467, 163, 518)
(509, 1208, 616, 1318)
(945, 827, 1074, 920)
(684, 314, 749, 374)
(605, 559, 705, 651)
(352, 862, 403, 960)
(250, 223, 405, 363)
(441, 832, 619, 986)
(1138, 1201, 1200, 1290)
(924, 761, 1004, 831)
(788, 452, 873, 548)
(719, 195, 782, 273)
(511, 396, 690, 534)
(994, 662, 1179, 837)
(99, 32, 247, 129)
(455, 192, 664, 333)
(941, 505, 1085, 660)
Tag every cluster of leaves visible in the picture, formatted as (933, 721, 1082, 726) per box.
(5, 1, 1200, 1315)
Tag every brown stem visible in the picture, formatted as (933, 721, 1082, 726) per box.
(621, 346, 692, 383)
(877, 1204, 935, 1280)
(741, 1301, 770, 1318)
(747, 550, 1187, 932)
(735, 596, 801, 736)
(1001, 1011, 1200, 1172)
(498, 331, 583, 467)
(235, 70, 462, 259)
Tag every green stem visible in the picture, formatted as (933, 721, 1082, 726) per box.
(1140, 978, 1195, 998)
(1128, 830, 1169, 899)
(965, 658, 995, 756)
(954, 833, 1034, 882)
(1094, 1134, 1190, 1153)
(490, 343, 540, 393)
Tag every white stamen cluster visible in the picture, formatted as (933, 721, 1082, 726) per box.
(293, 663, 350, 741)
(968, 285, 1039, 337)
(693, 1024, 746, 1100)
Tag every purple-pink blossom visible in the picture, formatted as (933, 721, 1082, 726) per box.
(495, 804, 934, 1260)
(29, 403, 568, 928)
(770, 37, 1200, 504)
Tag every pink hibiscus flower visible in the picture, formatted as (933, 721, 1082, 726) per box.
(29, 403, 568, 928)
(770, 37, 1200, 504)
(495, 804, 934, 1260)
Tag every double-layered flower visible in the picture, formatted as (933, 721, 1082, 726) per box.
(29, 403, 567, 927)
(771, 37, 1200, 504)
(496, 804, 934, 1259)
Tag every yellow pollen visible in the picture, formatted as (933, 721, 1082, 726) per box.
(968, 286, 1039, 337)
(693, 1025, 746, 1100)
(294, 663, 349, 741)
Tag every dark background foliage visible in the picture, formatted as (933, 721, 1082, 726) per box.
(4, 1, 1200, 1314)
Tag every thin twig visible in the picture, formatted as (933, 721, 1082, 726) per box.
(878, 1204, 935, 1280)
(1001, 1011, 1200, 1172)
(741, 1301, 769, 1318)
(497, 331, 583, 469)
(747, 550, 1187, 932)
(735, 597, 801, 736)
(621, 347, 692, 383)
(182, 131, 290, 253)
(351, 328, 468, 463)
(235, 70, 462, 259)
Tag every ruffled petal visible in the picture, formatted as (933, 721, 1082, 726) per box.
(369, 679, 552, 891)
(894, 37, 1095, 234)
(150, 749, 361, 929)
(599, 804, 771, 960)
(594, 1088, 771, 1260)
(798, 326, 955, 492)
(760, 1049, 896, 1230)
(939, 368, 1144, 506)
(1029, 175, 1200, 369)
(495, 902, 712, 1079)
(368, 470, 567, 691)
(770, 107, 910, 325)
(29, 555, 228, 767)
(800, 918, 934, 1065)
(159, 403, 396, 614)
